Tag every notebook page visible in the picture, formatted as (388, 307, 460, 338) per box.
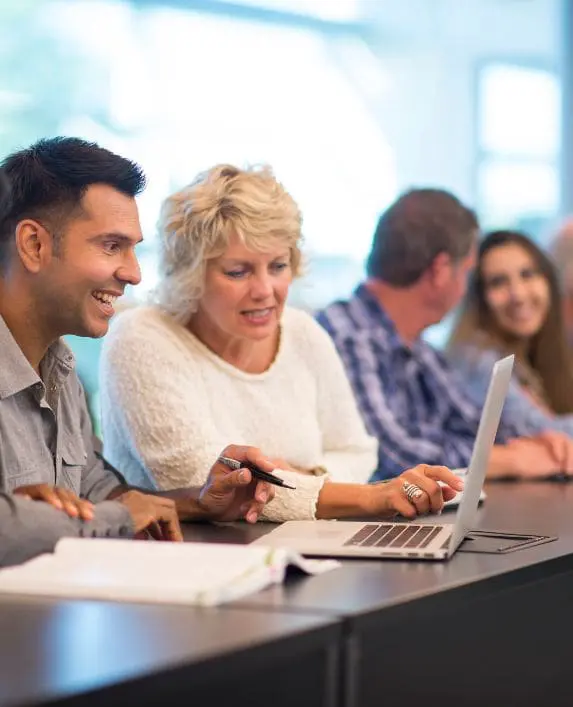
(0, 540, 339, 606)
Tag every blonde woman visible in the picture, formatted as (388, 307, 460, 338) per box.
(100, 165, 462, 522)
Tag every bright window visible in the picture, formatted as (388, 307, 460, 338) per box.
(478, 64, 560, 158)
(476, 62, 560, 240)
(212, 0, 360, 22)
(0, 0, 394, 415)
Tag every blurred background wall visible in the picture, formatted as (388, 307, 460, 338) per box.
(0, 0, 567, 425)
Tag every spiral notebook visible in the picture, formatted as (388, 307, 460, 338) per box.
(0, 539, 339, 606)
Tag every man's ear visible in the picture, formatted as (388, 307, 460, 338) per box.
(429, 251, 453, 289)
(14, 219, 53, 273)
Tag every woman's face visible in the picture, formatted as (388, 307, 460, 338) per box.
(481, 242, 550, 340)
(197, 232, 293, 343)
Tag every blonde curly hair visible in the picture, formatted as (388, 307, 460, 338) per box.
(155, 164, 303, 323)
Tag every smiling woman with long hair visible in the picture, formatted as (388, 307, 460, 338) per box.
(448, 229, 573, 435)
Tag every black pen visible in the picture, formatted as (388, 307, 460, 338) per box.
(217, 456, 296, 490)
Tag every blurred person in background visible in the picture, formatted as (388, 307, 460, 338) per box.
(549, 217, 573, 347)
(317, 189, 573, 481)
(448, 230, 573, 442)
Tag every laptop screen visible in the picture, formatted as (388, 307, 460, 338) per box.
(448, 355, 514, 554)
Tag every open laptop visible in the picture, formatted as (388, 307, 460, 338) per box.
(255, 355, 514, 561)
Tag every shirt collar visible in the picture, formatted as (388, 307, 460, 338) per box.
(0, 315, 76, 400)
(353, 284, 418, 355)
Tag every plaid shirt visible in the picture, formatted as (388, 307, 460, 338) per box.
(316, 284, 519, 480)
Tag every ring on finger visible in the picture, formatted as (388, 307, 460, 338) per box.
(402, 481, 424, 502)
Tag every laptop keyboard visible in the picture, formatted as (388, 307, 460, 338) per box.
(343, 523, 445, 549)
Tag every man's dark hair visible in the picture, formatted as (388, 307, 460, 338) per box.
(366, 188, 479, 287)
(0, 137, 146, 265)
(0, 169, 11, 223)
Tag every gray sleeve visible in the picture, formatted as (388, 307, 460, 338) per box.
(0, 495, 134, 568)
(77, 380, 127, 502)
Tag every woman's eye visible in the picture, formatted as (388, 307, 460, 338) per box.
(225, 270, 246, 279)
(271, 262, 288, 272)
(486, 276, 505, 289)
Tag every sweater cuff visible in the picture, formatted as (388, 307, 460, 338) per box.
(259, 469, 326, 522)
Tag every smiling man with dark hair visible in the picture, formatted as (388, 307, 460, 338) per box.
(0, 138, 275, 566)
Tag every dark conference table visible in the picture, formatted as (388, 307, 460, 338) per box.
(0, 599, 340, 707)
(3, 482, 573, 707)
(183, 481, 573, 707)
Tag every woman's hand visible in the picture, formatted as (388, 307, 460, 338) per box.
(197, 445, 276, 523)
(535, 431, 573, 476)
(12, 484, 95, 521)
(502, 434, 572, 478)
(362, 465, 464, 519)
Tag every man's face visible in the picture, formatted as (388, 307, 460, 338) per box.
(430, 243, 476, 325)
(36, 184, 142, 339)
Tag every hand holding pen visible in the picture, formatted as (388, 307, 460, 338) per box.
(198, 445, 281, 524)
(218, 456, 296, 490)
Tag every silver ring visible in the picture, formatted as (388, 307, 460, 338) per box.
(402, 481, 424, 502)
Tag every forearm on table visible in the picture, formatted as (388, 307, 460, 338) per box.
(106, 484, 210, 522)
(315, 482, 369, 519)
(0, 496, 134, 568)
(487, 445, 520, 479)
(156, 487, 210, 521)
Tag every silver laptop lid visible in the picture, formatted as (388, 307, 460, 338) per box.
(448, 355, 514, 554)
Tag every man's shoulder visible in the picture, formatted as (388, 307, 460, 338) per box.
(316, 290, 373, 338)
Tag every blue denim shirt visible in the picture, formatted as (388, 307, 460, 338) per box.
(317, 285, 520, 479)
(449, 344, 573, 438)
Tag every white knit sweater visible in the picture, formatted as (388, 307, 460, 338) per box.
(100, 305, 378, 522)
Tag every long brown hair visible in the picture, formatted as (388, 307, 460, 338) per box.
(449, 229, 573, 414)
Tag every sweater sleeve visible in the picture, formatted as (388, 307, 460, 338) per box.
(101, 311, 227, 491)
(300, 313, 379, 483)
(100, 310, 326, 522)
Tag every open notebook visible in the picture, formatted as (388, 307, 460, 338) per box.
(0, 539, 339, 606)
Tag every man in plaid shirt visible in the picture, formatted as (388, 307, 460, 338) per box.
(317, 189, 571, 480)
